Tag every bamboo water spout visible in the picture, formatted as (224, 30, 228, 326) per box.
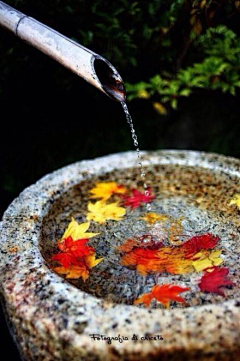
(0, 1, 126, 101)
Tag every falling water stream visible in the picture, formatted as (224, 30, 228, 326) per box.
(121, 101, 151, 211)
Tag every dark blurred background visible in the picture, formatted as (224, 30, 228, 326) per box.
(0, 0, 239, 359)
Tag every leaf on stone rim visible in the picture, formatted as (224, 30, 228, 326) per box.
(199, 266, 234, 296)
(89, 182, 127, 201)
(134, 284, 189, 308)
(87, 200, 126, 224)
(61, 218, 99, 241)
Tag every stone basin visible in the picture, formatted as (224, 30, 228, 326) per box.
(0, 150, 239, 360)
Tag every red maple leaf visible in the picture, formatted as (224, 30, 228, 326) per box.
(57, 236, 95, 257)
(182, 234, 219, 258)
(52, 236, 95, 268)
(199, 267, 234, 296)
(122, 188, 155, 209)
(52, 253, 79, 268)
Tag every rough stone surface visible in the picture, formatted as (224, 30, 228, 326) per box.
(0, 150, 239, 360)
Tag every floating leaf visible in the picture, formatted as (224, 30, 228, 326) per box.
(191, 250, 223, 272)
(53, 250, 102, 281)
(57, 236, 94, 257)
(52, 223, 102, 281)
(134, 284, 189, 308)
(85, 254, 103, 268)
(89, 182, 127, 201)
(52, 252, 77, 268)
(229, 193, 240, 209)
(118, 238, 139, 253)
(141, 212, 169, 224)
(182, 234, 219, 258)
(122, 188, 155, 209)
(61, 218, 99, 241)
(54, 264, 89, 281)
(118, 236, 163, 254)
(87, 200, 126, 224)
(52, 236, 95, 268)
(120, 233, 223, 276)
(121, 246, 193, 275)
(199, 266, 234, 296)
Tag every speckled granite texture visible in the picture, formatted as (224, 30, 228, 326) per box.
(0, 150, 239, 361)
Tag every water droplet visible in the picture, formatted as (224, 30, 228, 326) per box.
(122, 101, 152, 211)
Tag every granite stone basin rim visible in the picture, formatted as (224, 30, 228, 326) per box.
(0, 150, 239, 361)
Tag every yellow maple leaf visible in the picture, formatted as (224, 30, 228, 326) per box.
(89, 182, 127, 201)
(229, 194, 240, 209)
(192, 250, 223, 272)
(85, 254, 103, 268)
(87, 201, 126, 224)
(141, 212, 169, 224)
(54, 265, 89, 281)
(61, 218, 99, 241)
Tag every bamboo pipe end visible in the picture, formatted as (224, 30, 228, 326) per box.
(93, 57, 126, 102)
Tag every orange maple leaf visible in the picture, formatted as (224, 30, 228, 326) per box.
(54, 264, 90, 281)
(120, 233, 222, 275)
(134, 284, 189, 308)
(121, 246, 193, 275)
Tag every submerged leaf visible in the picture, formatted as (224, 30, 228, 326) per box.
(122, 188, 155, 209)
(134, 284, 189, 308)
(120, 233, 223, 276)
(121, 246, 193, 275)
(61, 218, 99, 241)
(89, 182, 127, 201)
(182, 234, 219, 258)
(141, 212, 169, 224)
(87, 200, 126, 224)
(191, 250, 223, 272)
(199, 266, 234, 295)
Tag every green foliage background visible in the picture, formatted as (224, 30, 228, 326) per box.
(0, 0, 240, 217)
